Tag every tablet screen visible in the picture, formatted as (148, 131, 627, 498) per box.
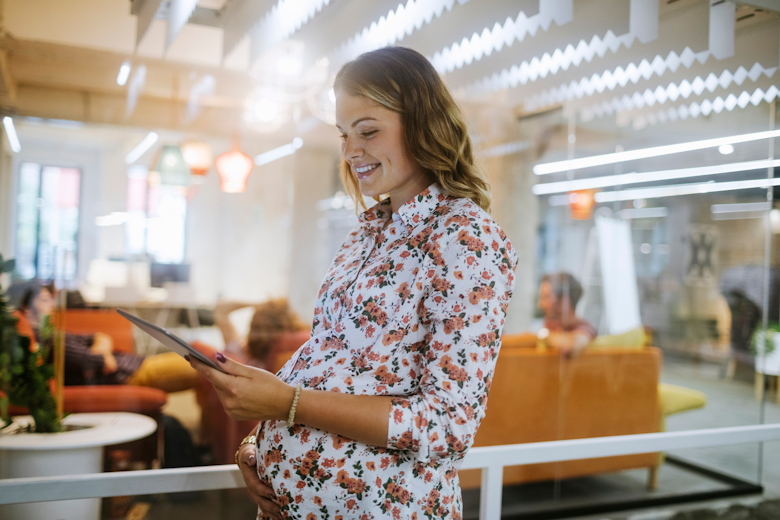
(117, 308, 227, 373)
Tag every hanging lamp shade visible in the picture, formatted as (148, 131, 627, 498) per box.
(568, 190, 596, 220)
(154, 145, 191, 186)
(215, 146, 254, 193)
(181, 140, 213, 182)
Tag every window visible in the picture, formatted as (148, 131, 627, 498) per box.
(15, 162, 81, 281)
(125, 165, 187, 263)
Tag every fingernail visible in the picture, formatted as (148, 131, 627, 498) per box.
(248, 454, 256, 466)
(216, 352, 226, 363)
(184, 354, 191, 362)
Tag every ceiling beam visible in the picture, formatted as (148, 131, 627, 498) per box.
(736, 0, 780, 14)
(0, 50, 16, 103)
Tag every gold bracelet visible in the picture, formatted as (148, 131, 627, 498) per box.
(234, 433, 257, 465)
(287, 383, 303, 427)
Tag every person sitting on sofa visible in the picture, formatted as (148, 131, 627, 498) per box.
(537, 272, 597, 357)
(9, 279, 199, 392)
(213, 298, 307, 369)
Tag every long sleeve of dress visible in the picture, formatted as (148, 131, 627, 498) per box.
(385, 219, 517, 463)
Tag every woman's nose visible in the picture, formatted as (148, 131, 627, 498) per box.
(342, 135, 362, 159)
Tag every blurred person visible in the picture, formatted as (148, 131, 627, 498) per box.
(537, 271, 597, 357)
(188, 46, 517, 519)
(9, 280, 198, 392)
(212, 299, 307, 368)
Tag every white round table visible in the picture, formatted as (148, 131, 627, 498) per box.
(0, 412, 157, 520)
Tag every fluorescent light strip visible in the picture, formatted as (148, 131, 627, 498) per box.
(125, 132, 158, 164)
(116, 61, 131, 86)
(2, 117, 21, 153)
(254, 137, 303, 166)
(532, 159, 780, 195)
(534, 130, 780, 176)
(711, 202, 771, 214)
(594, 178, 780, 203)
(616, 207, 669, 219)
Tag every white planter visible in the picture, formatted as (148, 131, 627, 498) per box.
(755, 333, 780, 376)
(0, 412, 157, 520)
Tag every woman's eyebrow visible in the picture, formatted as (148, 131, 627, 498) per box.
(336, 117, 378, 132)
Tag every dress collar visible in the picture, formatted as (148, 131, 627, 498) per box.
(358, 184, 447, 232)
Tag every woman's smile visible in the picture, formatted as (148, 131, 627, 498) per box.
(354, 163, 380, 179)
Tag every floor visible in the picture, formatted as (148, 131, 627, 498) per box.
(118, 355, 780, 520)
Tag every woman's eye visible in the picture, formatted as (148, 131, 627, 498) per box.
(339, 134, 348, 141)
(360, 130, 377, 138)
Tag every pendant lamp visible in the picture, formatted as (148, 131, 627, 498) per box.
(568, 190, 596, 220)
(215, 141, 254, 193)
(154, 145, 191, 186)
(181, 140, 212, 183)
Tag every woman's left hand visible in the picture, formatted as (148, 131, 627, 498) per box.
(187, 353, 294, 421)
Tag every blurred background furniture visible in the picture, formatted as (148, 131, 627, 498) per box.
(459, 341, 663, 490)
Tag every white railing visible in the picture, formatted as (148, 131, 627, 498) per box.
(1, 424, 779, 520)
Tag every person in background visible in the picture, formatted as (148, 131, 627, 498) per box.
(9, 280, 198, 392)
(213, 299, 307, 370)
(537, 271, 597, 357)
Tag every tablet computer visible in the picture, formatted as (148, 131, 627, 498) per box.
(117, 308, 227, 373)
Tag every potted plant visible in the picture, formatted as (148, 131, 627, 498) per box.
(0, 254, 63, 433)
(751, 322, 780, 376)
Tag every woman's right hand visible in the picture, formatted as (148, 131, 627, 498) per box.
(236, 443, 281, 519)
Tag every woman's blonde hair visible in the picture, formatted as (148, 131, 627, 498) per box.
(333, 46, 491, 213)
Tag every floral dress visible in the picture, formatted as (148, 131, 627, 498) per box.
(256, 184, 517, 519)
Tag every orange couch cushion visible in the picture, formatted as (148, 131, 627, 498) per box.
(55, 309, 135, 353)
(460, 347, 661, 488)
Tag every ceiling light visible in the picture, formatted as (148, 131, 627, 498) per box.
(532, 158, 780, 195)
(255, 138, 303, 166)
(2, 117, 21, 153)
(251, 98, 278, 123)
(711, 202, 770, 214)
(534, 129, 780, 175)
(153, 145, 191, 186)
(216, 146, 254, 193)
(594, 178, 780, 203)
(718, 144, 735, 155)
(116, 61, 131, 86)
(617, 207, 669, 219)
(125, 132, 158, 164)
(180, 141, 213, 181)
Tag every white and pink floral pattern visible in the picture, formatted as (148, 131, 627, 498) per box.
(256, 184, 517, 519)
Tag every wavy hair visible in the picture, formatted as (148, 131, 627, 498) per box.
(246, 299, 306, 361)
(333, 46, 491, 213)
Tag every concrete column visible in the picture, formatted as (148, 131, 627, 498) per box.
(287, 147, 339, 325)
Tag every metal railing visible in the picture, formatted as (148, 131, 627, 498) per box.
(1, 424, 779, 520)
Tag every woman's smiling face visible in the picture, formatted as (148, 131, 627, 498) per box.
(335, 91, 431, 213)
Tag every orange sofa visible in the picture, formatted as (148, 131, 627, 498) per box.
(459, 334, 662, 489)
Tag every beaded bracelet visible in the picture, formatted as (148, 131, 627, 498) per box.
(287, 383, 303, 427)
